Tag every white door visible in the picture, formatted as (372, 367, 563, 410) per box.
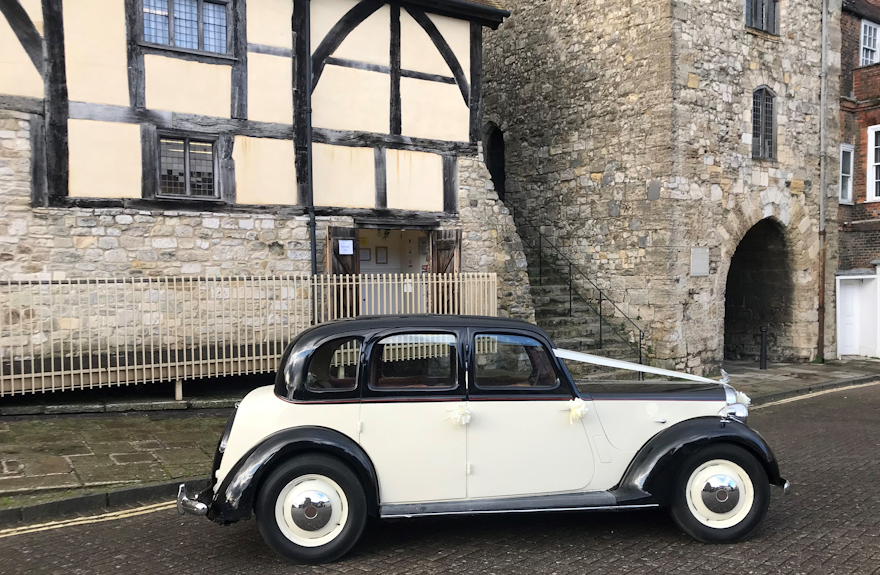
(358, 332, 467, 504)
(840, 280, 860, 355)
(465, 333, 595, 499)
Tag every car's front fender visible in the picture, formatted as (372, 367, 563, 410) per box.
(611, 417, 784, 506)
(207, 426, 380, 523)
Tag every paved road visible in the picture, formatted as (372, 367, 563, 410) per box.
(2, 384, 879, 574)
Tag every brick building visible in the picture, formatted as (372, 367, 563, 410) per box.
(837, 0, 880, 357)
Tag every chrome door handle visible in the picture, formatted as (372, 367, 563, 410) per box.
(654, 419, 667, 424)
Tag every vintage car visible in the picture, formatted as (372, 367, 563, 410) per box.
(177, 315, 789, 563)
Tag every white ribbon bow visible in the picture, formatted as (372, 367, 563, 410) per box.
(563, 398, 589, 425)
(736, 391, 751, 407)
(446, 405, 472, 427)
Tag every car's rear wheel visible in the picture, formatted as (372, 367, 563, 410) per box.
(670, 444, 769, 543)
(256, 454, 367, 564)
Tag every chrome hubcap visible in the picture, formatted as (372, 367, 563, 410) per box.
(700, 474, 740, 514)
(290, 490, 333, 531)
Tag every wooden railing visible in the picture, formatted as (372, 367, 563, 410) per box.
(0, 273, 497, 396)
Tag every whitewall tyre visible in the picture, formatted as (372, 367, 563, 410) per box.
(256, 454, 367, 564)
(670, 444, 770, 544)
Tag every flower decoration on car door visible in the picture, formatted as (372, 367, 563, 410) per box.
(446, 405, 472, 427)
(564, 398, 588, 425)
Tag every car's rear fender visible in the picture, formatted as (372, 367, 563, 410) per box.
(611, 417, 784, 506)
(207, 426, 380, 523)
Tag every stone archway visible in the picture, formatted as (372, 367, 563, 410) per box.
(724, 218, 795, 361)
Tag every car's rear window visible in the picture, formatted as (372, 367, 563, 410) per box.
(305, 337, 362, 392)
(370, 333, 457, 391)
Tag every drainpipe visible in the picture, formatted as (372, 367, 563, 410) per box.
(817, 0, 829, 361)
(304, 0, 318, 279)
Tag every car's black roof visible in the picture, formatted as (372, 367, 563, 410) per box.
(297, 315, 553, 343)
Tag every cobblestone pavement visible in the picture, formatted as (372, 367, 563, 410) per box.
(1, 383, 879, 574)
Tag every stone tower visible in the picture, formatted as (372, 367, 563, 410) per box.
(483, 0, 841, 373)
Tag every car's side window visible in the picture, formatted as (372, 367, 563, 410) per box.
(370, 333, 457, 390)
(305, 337, 362, 392)
(474, 334, 558, 390)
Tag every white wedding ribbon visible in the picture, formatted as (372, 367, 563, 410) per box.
(563, 397, 589, 425)
(736, 391, 751, 407)
(446, 405, 472, 427)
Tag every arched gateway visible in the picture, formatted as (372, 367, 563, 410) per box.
(723, 218, 795, 361)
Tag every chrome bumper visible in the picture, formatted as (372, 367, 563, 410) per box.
(177, 484, 208, 516)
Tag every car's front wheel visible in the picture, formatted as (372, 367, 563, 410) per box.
(256, 454, 367, 563)
(670, 444, 770, 543)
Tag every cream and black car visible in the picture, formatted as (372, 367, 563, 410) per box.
(177, 315, 789, 563)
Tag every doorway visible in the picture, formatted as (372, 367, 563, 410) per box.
(724, 219, 794, 361)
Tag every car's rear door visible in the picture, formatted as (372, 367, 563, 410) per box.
(465, 331, 595, 499)
(358, 329, 467, 504)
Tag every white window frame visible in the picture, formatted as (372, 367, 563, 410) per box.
(867, 126, 880, 202)
(862, 20, 879, 66)
(840, 144, 854, 204)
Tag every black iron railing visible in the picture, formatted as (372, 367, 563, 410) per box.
(512, 210, 645, 365)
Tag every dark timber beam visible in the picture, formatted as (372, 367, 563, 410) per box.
(231, 0, 247, 119)
(374, 147, 387, 209)
(313, 127, 475, 155)
(404, 7, 469, 104)
(124, 0, 145, 107)
(0, 95, 44, 114)
(42, 0, 68, 202)
(30, 113, 47, 207)
(0, 0, 44, 77)
(310, 0, 384, 91)
(468, 22, 482, 144)
(293, 0, 309, 205)
(390, 4, 401, 135)
(53, 196, 458, 223)
(442, 155, 457, 213)
(67, 101, 294, 139)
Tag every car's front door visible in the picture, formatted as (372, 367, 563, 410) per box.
(358, 330, 467, 504)
(465, 332, 595, 499)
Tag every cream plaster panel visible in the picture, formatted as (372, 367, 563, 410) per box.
(386, 149, 443, 212)
(248, 53, 293, 124)
(20, 0, 43, 34)
(400, 12, 469, 80)
(247, 0, 292, 49)
(312, 143, 375, 209)
(312, 66, 389, 133)
(312, 0, 390, 66)
(400, 78, 469, 142)
(145, 55, 232, 117)
(68, 120, 141, 199)
(232, 136, 297, 205)
(63, 0, 129, 106)
(0, 17, 43, 98)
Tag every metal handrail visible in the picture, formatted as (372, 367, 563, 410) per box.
(512, 209, 645, 364)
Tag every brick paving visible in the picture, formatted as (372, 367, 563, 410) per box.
(0, 412, 227, 507)
(1, 383, 880, 573)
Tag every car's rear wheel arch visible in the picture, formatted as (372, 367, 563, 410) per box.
(254, 443, 380, 518)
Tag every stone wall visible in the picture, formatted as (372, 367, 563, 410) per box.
(0, 109, 533, 321)
(484, 0, 840, 371)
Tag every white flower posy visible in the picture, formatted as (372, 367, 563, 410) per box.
(446, 405, 472, 427)
(564, 397, 589, 425)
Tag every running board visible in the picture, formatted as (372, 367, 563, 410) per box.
(379, 491, 658, 518)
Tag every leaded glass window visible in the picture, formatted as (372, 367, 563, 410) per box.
(142, 0, 229, 54)
(752, 87, 775, 160)
(159, 137, 217, 199)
